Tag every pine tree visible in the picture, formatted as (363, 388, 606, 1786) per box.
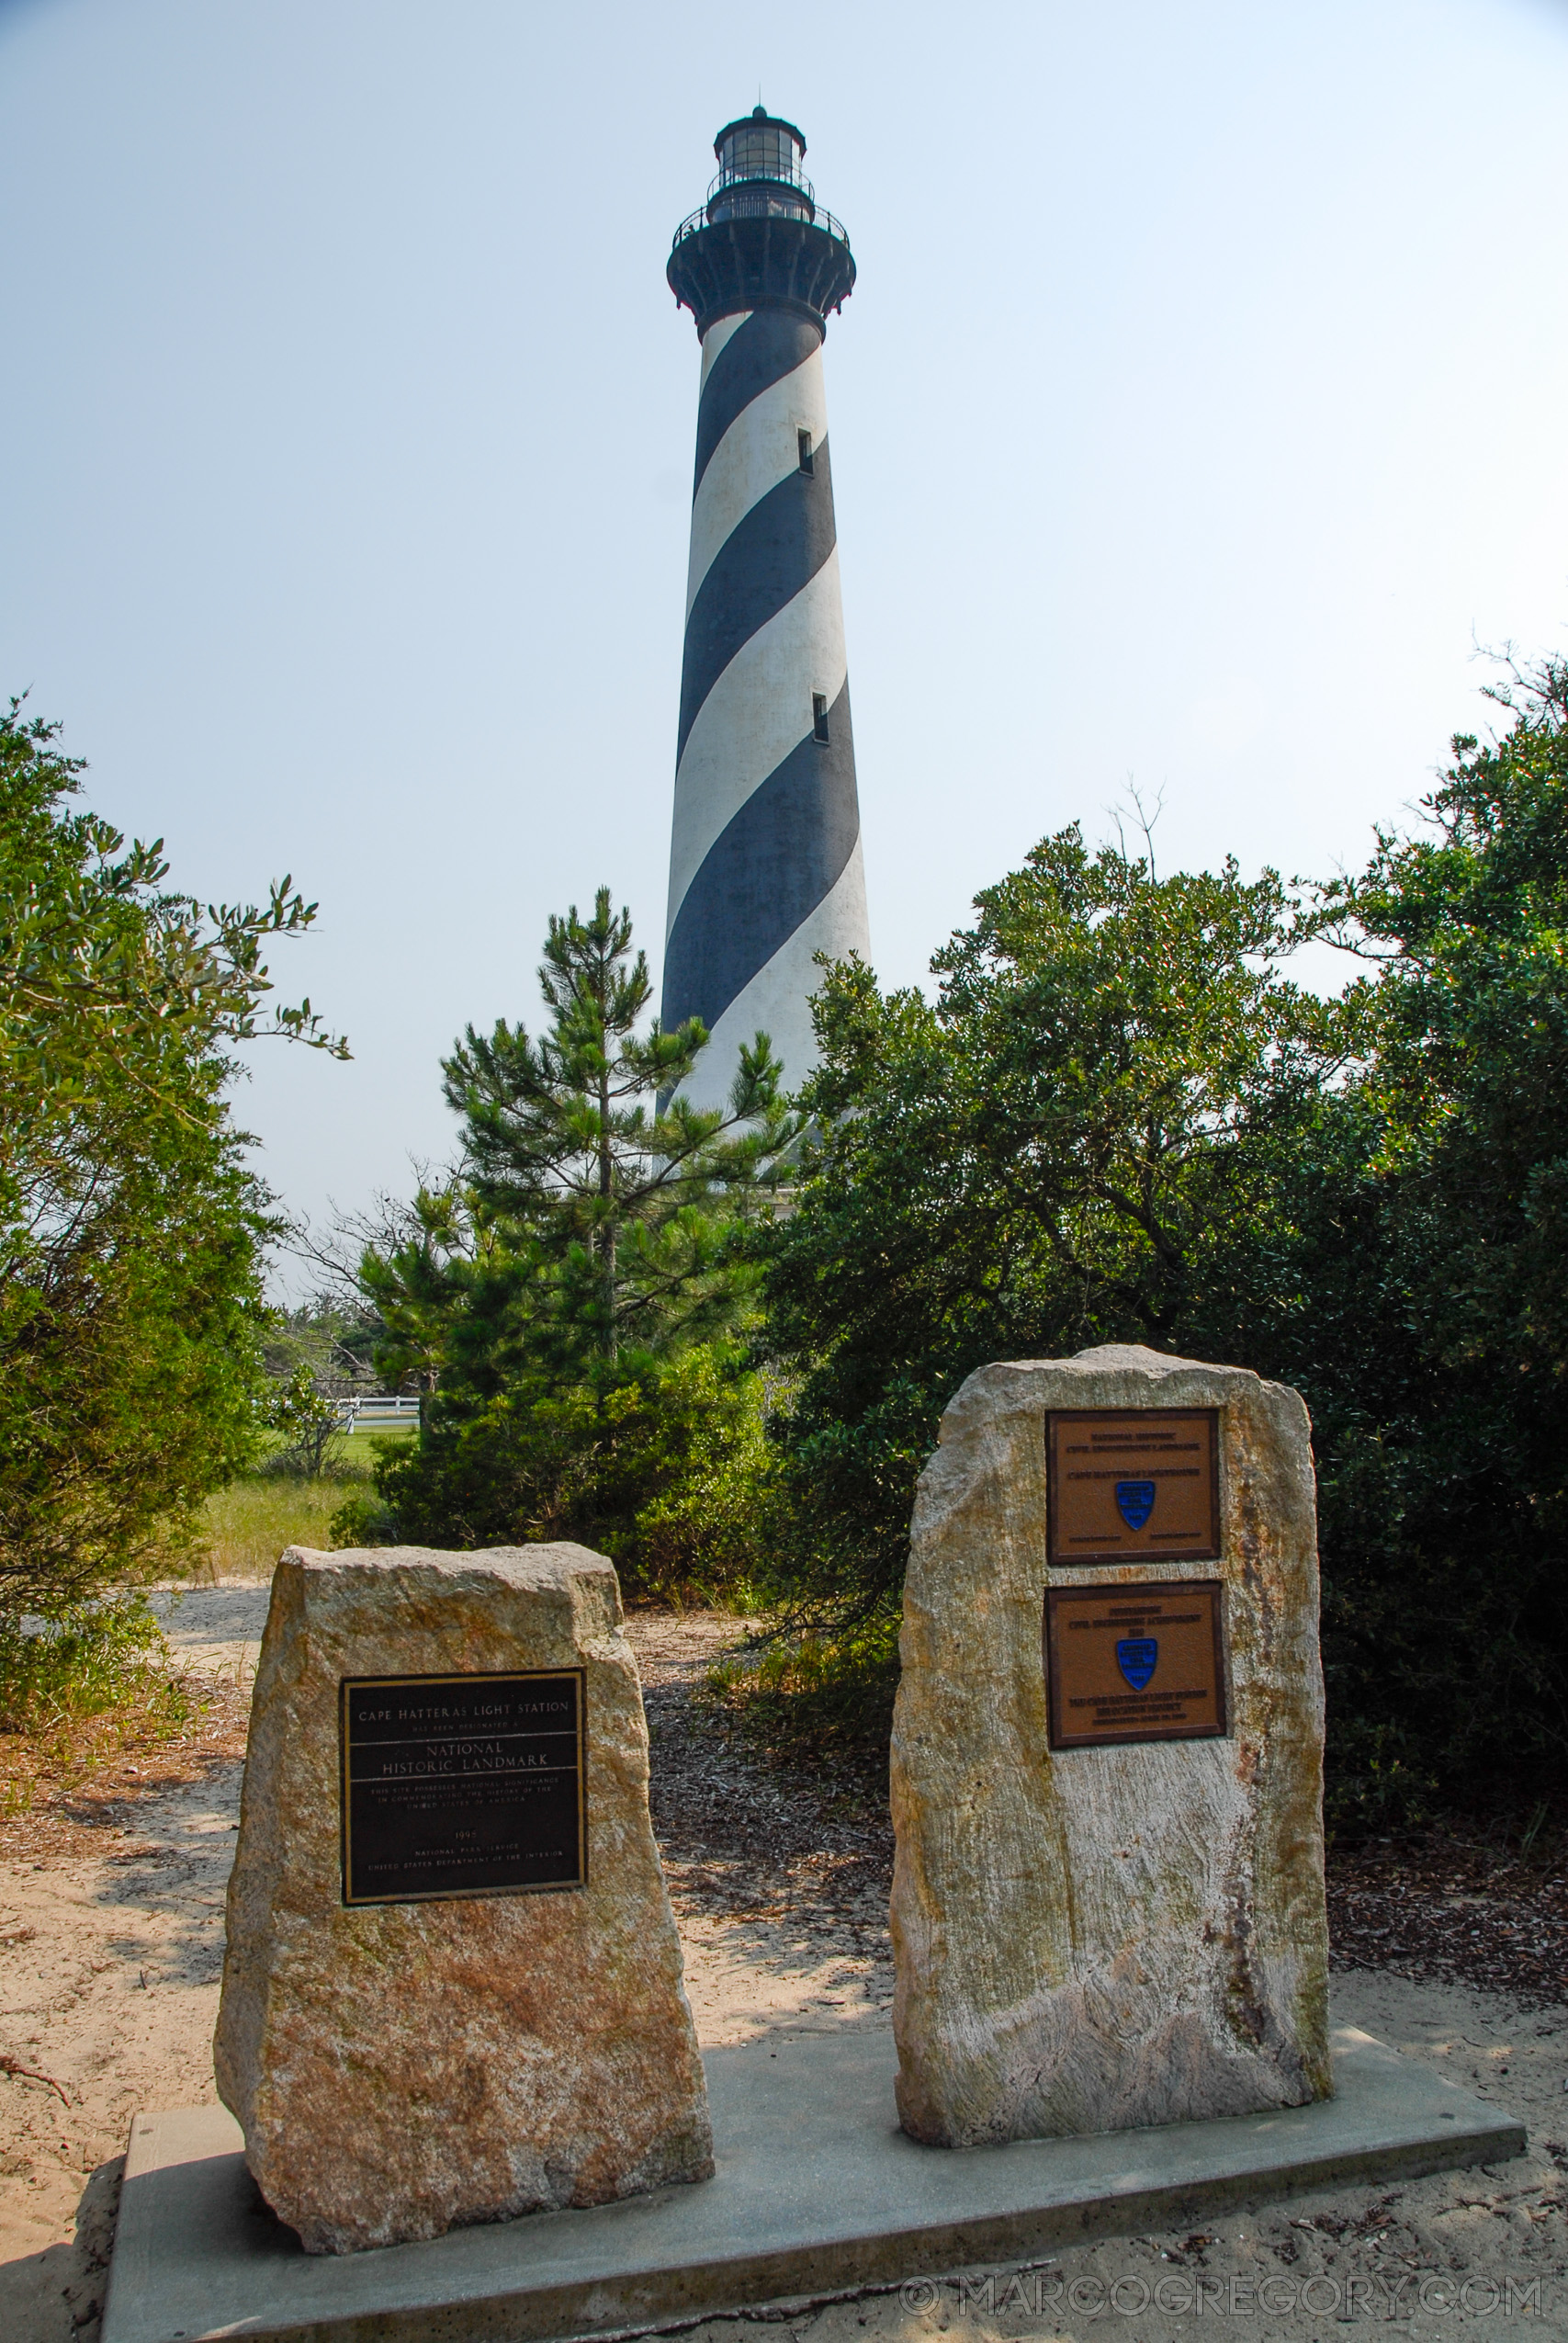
(344, 890, 800, 1581)
(441, 888, 799, 1364)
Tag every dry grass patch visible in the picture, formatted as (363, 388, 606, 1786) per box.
(0, 1673, 250, 1861)
(187, 1431, 411, 1581)
(190, 1477, 349, 1581)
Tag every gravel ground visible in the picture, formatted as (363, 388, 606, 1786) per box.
(2, 1588, 1565, 2340)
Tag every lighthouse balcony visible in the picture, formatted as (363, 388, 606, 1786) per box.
(668, 107, 855, 338)
(667, 206, 856, 338)
(671, 199, 851, 251)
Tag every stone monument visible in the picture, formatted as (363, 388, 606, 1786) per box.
(214, 1542, 714, 2253)
(890, 1343, 1331, 2147)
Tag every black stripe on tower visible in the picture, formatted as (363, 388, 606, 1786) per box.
(662, 678, 859, 1036)
(693, 311, 821, 495)
(678, 434, 837, 761)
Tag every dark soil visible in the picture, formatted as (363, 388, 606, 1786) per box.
(1328, 1824, 1568, 2009)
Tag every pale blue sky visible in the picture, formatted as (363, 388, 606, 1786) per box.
(5, 0, 1567, 1273)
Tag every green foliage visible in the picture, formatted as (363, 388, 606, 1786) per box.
(1280, 654, 1568, 1815)
(440, 888, 802, 1365)
(368, 1347, 773, 1597)
(701, 1609, 900, 1785)
(328, 1488, 401, 1551)
(755, 660, 1568, 1810)
(257, 1299, 385, 1478)
(355, 891, 790, 1591)
(264, 1363, 347, 1479)
(353, 1186, 465, 1406)
(0, 700, 345, 1621)
(356, 892, 802, 1408)
(757, 827, 1348, 1629)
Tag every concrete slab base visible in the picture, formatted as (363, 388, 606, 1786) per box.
(103, 2026, 1524, 2343)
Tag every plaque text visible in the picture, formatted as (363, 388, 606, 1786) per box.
(340, 1670, 585, 1906)
(1046, 1408, 1220, 1564)
(1044, 1580, 1228, 1748)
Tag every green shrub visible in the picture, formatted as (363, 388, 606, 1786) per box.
(0, 699, 344, 1630)
(328, 1490, 400, 1548)
(701, 1605, 901, 1782)
(0, 1593, 187, 1736)
(366, 1346, 774, 1600)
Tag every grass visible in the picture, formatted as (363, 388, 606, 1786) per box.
(187, 1425, 414, 1581)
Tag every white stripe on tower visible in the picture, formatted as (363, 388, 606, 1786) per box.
(684, 346, 829, 612)
(661, 108, 867, 1112)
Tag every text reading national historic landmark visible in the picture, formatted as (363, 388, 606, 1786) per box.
(340, 1669, 585, 1906)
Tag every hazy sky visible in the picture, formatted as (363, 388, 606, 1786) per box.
(6, 0, 1567, 1281)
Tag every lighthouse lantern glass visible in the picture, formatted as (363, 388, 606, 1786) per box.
(717, 120, 803, 187)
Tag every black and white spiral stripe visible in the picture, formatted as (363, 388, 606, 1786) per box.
(661, 306, 868, 1107)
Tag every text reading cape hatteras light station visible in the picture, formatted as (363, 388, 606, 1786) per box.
(662, 109, 870, 1109)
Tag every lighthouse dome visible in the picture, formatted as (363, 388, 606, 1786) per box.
(668, 106, 853, 339)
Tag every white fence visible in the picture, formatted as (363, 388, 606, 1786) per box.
(333, 1395, 422, 1428)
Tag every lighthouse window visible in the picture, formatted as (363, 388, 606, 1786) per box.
(812, 693, 830, 744)
(797, 429, 815, 476)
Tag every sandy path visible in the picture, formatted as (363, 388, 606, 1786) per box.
(3, 1590, 1565, 2339)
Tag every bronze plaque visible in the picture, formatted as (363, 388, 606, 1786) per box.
(1046, 1407, 1219, 1564)
(340, 1670, 585, 1906)
(1045, 1579, 1227, 1748)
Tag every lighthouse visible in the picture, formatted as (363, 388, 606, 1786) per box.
(661, 109, 870, 1109)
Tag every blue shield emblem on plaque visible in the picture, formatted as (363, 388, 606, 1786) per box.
(1115, 1478, 1156, 1532)
(1117, 1636, 1158, 1691)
